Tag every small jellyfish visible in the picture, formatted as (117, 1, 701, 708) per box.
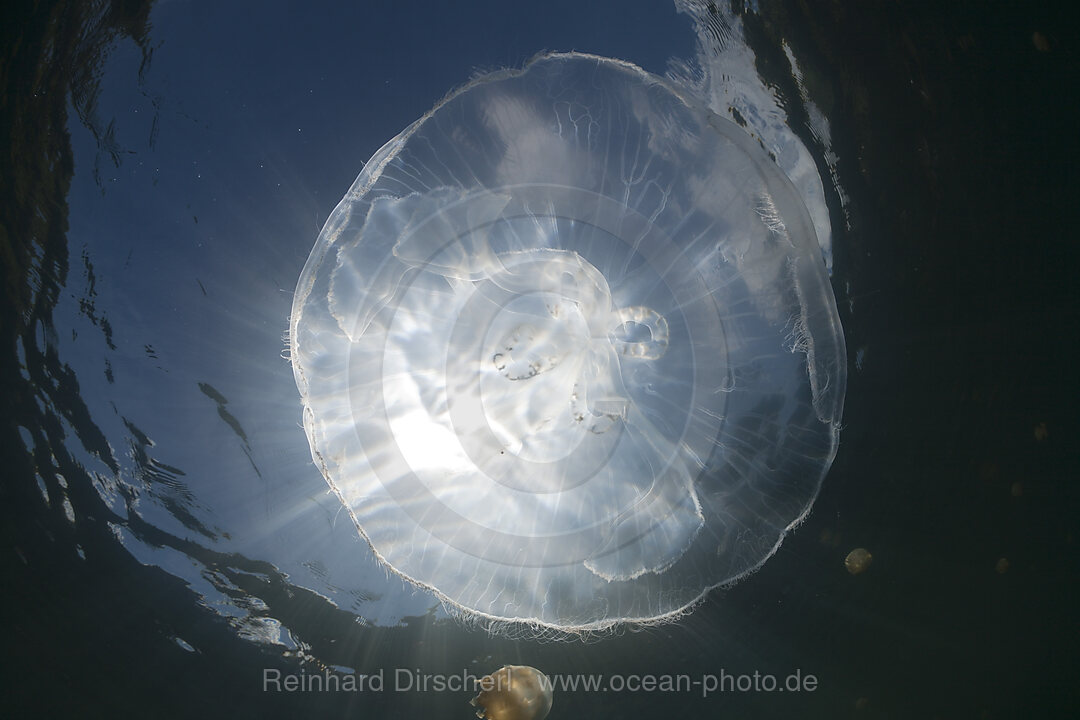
(471, 666, 553, 720)
(845, 548, 873, 575)
(290, 52, 847, 632)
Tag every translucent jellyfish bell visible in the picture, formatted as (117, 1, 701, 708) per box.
(290, 52, 846, 633)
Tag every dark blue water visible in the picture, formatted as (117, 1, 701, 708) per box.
(3, 1, 1076, 717)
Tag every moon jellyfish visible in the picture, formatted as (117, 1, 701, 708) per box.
(471, 666, 553, 720)
(289, 52, 846, 632)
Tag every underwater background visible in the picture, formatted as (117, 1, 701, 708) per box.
(2, 0, 1076, 717)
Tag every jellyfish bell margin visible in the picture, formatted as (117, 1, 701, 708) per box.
(289, 52, 847, 636)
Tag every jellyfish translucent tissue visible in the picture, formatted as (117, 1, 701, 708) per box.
(289, 52, 846, 633)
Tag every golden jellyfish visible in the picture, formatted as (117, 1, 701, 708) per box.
(470, 666, 553, 720)
(845, 547, 873, 575)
